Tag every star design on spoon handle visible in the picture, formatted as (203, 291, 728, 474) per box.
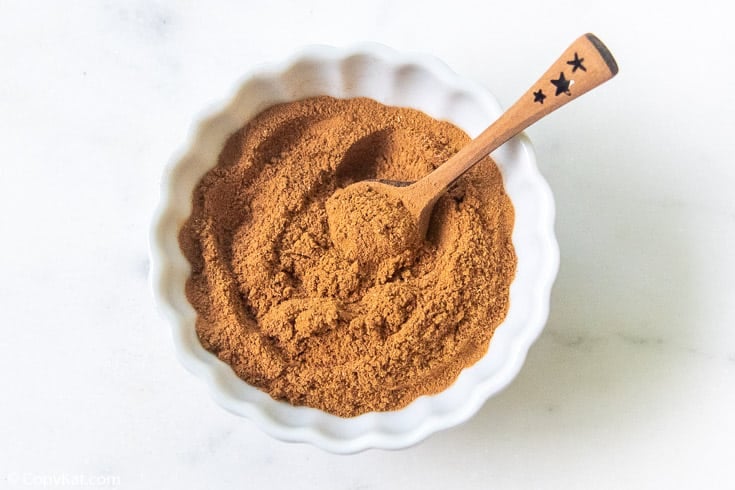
(566, 52, 586, 72)
(533, 89, 547, 104)
(550, 72, 572, 96)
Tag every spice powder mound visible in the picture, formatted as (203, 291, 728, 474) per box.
(179, 96, 517, 417)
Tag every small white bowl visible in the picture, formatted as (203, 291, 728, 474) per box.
(150, 43, 559, 453)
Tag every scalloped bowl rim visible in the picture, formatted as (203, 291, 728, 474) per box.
(149, 43, 559, 454)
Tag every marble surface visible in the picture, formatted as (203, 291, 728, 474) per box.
(1, 1, 733, 488)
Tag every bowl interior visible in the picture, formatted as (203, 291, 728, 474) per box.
(150, 44, 558, 453)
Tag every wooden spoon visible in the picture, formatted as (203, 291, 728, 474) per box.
(346, 33, 618, 238)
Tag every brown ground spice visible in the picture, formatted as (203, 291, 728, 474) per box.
(179, 96, 517, 417)
(325, 184, 422, 274)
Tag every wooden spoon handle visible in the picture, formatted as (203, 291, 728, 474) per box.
(417, 33, 618, 198)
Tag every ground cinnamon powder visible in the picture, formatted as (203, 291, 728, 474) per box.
(179, 96, 516, 417)
(325, 184, 421, 274)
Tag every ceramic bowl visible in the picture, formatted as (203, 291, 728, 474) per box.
(150, 43, 559, 453)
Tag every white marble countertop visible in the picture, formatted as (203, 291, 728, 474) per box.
(1, 1, 733, 488)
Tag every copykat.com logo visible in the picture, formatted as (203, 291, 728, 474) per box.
(6, 472, 121, 487)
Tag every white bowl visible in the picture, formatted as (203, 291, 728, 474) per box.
(150, 43, 559, 453)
